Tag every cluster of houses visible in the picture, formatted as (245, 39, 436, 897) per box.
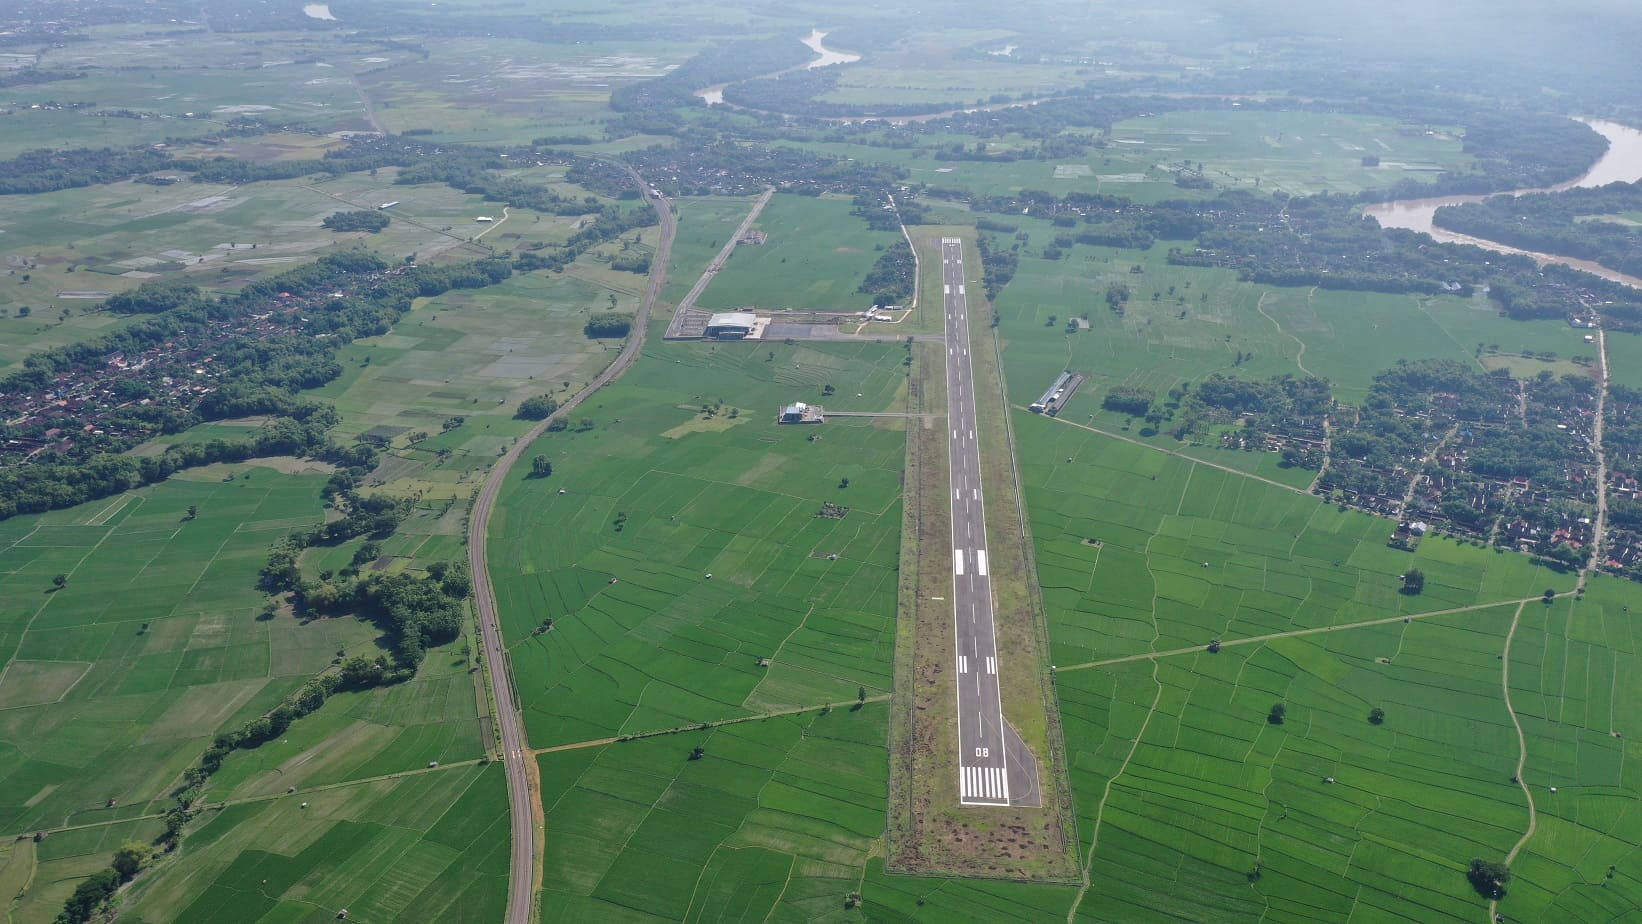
(0, 286, 360, 463)
(1322, 370, 1615, 567)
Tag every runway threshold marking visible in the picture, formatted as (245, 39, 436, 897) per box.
(953, 549, 964, 576)
(976, 550, 988, 576)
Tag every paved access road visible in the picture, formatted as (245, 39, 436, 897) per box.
(468, 173, 676, 924)
(940, 238, 1011, 806)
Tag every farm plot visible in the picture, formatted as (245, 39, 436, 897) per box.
(1, 816, 166, 923)
(356, 37, 693, 144)
(0, 473, 378, 835)
(538, 704, 1079, 922)
(0, 167, 592, 346)
(307, 268, 628, 498)
(1106, 110, 1472, 197)
(1015, 418, 1567, 669)
(490, 340, 911, 747)
(695, 194, 902, 312)
(992, 232, 1594, 482)
(660, 195, 764, 308)
(118, 763, 509, 924)
(1057, 605, 1529, 922)
(1491, 575, 1642, 921)
(817, 29, 1091, 109)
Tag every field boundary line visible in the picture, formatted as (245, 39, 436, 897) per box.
(1056, 595, 1551, 673)
(1066, 659, 1163, 922)
(1253, 290, 1312, 377)
(467, 167, 677, 924)
(1493, 599, 1536, 922)
(672, 187, 774, 316)
(1037, 412, 1312, 496)
(0, 757, 488, 842)
(530, 694, 892, 756)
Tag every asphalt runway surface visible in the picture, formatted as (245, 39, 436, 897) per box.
(940, 237, 1012, 806)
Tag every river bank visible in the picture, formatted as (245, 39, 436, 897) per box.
(1364, 119, 1642, 288)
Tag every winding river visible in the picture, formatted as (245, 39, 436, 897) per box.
(696, 30, 859, 106)
(1364, 119, 1642, 288)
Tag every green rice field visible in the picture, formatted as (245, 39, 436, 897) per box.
(696, 194, 901, 312)
(490, 339, 913, 747)
(121, 763, 510, 924)
(538, 704, 1080, 922)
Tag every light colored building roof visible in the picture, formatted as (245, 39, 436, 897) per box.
(707, 311, 758, 329)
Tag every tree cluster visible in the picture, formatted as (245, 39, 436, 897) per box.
(858, 240, 915, 306)
(584, 313, 634, 338)
(322, 209, 391, 233)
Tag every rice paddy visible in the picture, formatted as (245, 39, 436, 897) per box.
(490, 339, 912, 747)
(695, 194, 902, 312)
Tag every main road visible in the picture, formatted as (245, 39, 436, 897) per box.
(940, 237, 1011, 806)
(468, 172, 676, 924)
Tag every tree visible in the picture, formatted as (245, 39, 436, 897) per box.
(322, 210, 391, 233)
(531, 456, 553, 478)
(839, 478, 851, 489)
(1207, 639, 1221, 654)
(1267, 703, 1286, 725)
(1368, 707, 1386, 725)
(185, 504, 198, 521)
(584, 313, 634, 338)
(113, 840, 151, 879)
(352, 541, 381, 566)
(57, 868, 120, 924)
(51, 573, 67, 590)
(1401, 568, 1425, 595)
(689, 744, 705, 761)
(1467, 857, 1510, 899)
(515, 394, 559, 420)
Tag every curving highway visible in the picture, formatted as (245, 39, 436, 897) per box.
(467, 173, 676, 924)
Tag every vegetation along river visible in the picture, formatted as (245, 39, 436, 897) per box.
(1364, 119, 1642, 287)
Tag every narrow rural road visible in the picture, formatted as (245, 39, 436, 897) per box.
(1583, 326, 1611, 588)
(676, 187, 773, 313)
(1492, 600, 1536, 923)
(1042, 413, 1312, 496)
(1055, 594, 1554, 673)
(468, 173, 675, 924)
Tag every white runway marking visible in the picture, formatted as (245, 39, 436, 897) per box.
(986, 656, 997, 674)
(953, 549, 964, 576)
(976, 550, 988, 576)
(959, 655, 969, 673)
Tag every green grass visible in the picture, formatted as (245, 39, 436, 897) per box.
(1057, 607, 1528, 922)
(0, 474, 376, 839)
(490, 339, 911, 747)
(538, 704, 1080, 922)
(820, 29, 1091, 108)
(1107, 110, 1472, 196)
(120, 763, 510, 924)
(1017, 420, 1566, 666)
(661, 195, 761, 307)
(0, 166, 606, 359)
(988, 229, 1602, 490)
(696, 194, 900, 312)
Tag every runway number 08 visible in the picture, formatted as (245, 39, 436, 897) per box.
(974, 747, 989, 758)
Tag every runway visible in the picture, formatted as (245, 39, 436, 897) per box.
(940, 237, 1011, 806)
